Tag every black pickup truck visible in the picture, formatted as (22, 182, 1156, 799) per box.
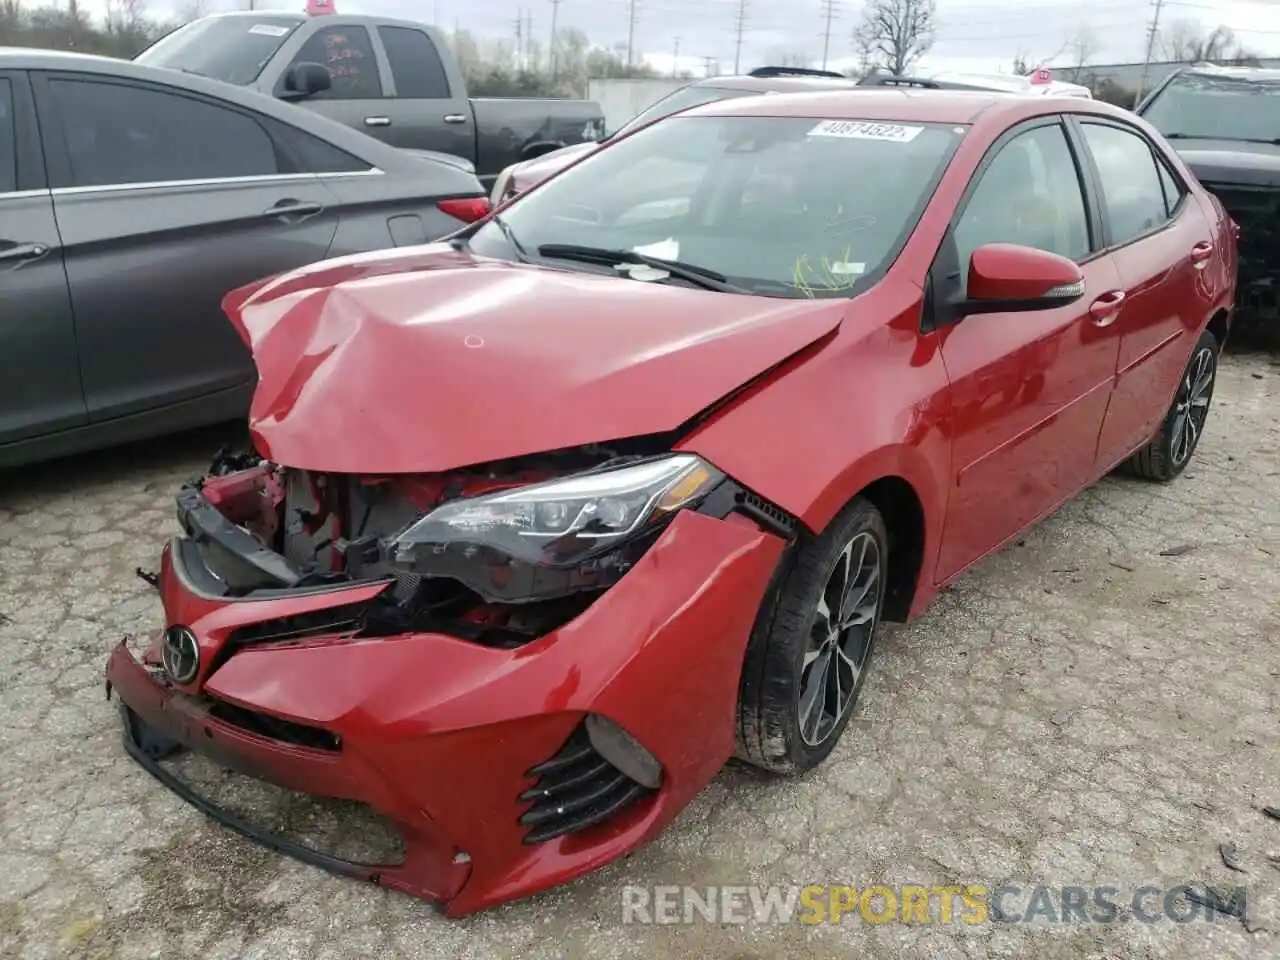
(135, 10, 606, 190)
(1136, 63, 1280, 340)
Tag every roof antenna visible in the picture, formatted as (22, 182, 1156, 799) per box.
(306, 0, 337, 15)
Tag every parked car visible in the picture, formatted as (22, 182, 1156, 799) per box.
(134, 10, 606, 192)
(1133, 62, 1279, 338)
(106, 89, 1235, 916)
(488, 66, 864, 204)
(0, 48, 491, 470)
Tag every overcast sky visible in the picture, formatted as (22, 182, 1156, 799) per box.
(77, 0, 1280, 75)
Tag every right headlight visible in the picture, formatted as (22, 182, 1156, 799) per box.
(388, 454, 723, 603)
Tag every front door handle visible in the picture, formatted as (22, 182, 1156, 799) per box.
(364, 116, 392, 127)
(263, 200, 325, 224)
(1190, 241, 1214, 269)
(1089, 290, 1126, 327)
(443, 113, 468, 124)
(0, 241, 50, 264)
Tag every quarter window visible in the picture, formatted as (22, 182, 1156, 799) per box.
(379, 26, 451, 98)
(47, 79, 279, 188)
(287, 26, 382, 99)
(0, 78, 16, 193)
(954, 123, 1091, 283)
(1156, 157, 1185, 218)
(1081, 122, 1170, 245)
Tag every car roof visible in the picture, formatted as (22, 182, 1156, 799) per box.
(681, 88, 1133, 126)
(1178, 62, 1280, 83)
(689, 74, 863, 93)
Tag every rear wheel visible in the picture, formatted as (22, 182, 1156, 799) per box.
(1123, 328, 1218, 482)
(736, 496, 887, 775)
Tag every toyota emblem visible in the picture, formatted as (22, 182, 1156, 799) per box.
(161, 626, 200, 685)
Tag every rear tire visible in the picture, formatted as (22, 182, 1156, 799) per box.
(1123, 328, 1218, 482)
(735, 496, 888, 776)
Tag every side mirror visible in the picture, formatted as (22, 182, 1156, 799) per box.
(958, 242, 1085, 316)
(281, 62, 332, 99)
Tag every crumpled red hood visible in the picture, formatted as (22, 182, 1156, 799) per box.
(223, 246, 844, 474)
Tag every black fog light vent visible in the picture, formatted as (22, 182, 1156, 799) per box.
(517, 720, 658, 845)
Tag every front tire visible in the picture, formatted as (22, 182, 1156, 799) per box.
(1123, 328, 1218, 482)
(736, 496, 888, 775)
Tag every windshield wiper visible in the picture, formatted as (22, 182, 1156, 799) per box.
(536, 243, 746, 293)
(1164, 133, 1280, 145)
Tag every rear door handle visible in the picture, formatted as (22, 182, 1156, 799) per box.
(0, 241, 50, 264)
(1190, 241, 1214, 268)
(364, 116, 392, 127)
(263, 200, 325, 224)
(1089, 290, 1126, 327)
(443, 113, 468, 124)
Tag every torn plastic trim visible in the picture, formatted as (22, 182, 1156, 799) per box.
(176, 484, 303, 591)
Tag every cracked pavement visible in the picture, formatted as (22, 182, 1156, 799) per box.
(1, 351, 1277, 960)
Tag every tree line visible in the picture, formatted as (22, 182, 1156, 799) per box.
(0, 0, 1267, 105)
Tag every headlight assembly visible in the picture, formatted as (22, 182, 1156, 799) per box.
(389, 454, 723, 602)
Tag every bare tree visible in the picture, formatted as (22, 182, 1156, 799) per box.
(1066, 25, 1097, 82)
(1157, 19, 1243, 63)
(852, 0, 935, 76)
(177, 0, 208, 20)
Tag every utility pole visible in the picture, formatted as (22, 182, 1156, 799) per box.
(526, 10, 534, 71)
(1134, 0, 1164, 104)
(514, 9, 523, 70)
(672, 37, 680, 78)
(733, 0, 747, 75)
(700, 55, 715, 77)
(820, 0, 837, 71)
(625, 0, 637, 69)
(549, 0, 561, 81)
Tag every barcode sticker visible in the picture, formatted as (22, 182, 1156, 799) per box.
(808, 120, 924, 142)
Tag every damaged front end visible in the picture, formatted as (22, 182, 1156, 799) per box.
(1200, 181, 1280, 336)
(174, 436, 763, 647)
(108, 437, 792, 914)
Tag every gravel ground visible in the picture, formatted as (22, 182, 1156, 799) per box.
(0, 351, 1277, 960)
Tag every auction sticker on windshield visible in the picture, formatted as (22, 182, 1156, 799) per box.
(808, 120, 923, 142)
(248, 23, 291, 36)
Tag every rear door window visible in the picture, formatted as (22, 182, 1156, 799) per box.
(287, 25, 382, 99)
(378, 26, 451, 98)
(1080, 122, 1170, 245)
(47, 78, 279, 187)
(0, 78, 15, 192)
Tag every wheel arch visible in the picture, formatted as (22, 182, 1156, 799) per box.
(520, 140, 567, 161)
(1205, 307, 1229, 350)
(855, 475, 928, 622)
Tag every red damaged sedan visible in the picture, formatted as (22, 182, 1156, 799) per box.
(105, 90, 1236, 915)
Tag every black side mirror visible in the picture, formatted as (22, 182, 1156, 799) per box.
(281, 62, 332, 99)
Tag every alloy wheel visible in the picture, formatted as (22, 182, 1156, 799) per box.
(798, 531, 882, 746)
(1170, 346, 1215, 467)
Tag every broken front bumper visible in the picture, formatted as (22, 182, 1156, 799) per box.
(106, 510, 784, 916)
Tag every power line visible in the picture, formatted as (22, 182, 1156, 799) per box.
(733, 0, 748, 74)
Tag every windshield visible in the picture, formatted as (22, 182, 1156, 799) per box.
(612, 86, 756, 138)
(134, 16, 303, 86)
(470, 115, 965, 299)
(1141, 71, 1280, 143)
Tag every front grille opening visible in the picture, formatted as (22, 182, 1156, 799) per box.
(517, 723, 654, 844)
(207, 698, 341, 752)
(163, 748, 404, 866)
(227, 601, 374, 646)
